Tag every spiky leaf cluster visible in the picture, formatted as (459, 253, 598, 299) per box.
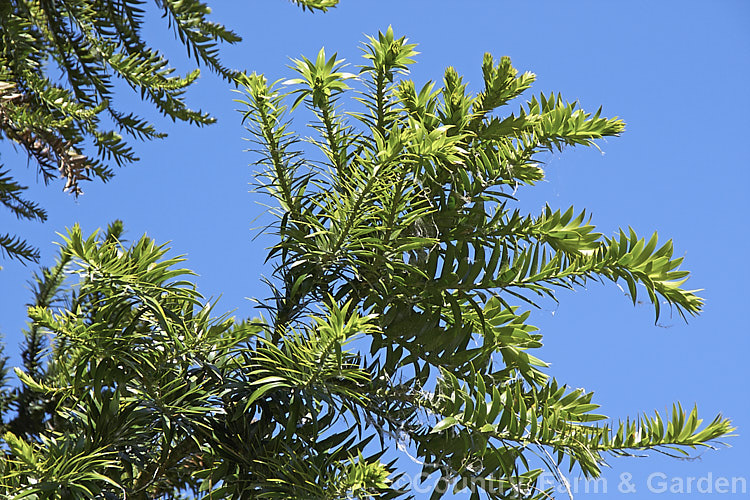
(0, 28, 732, 499)
(0, 0, 337, 264)
(0, 224, 399, 498)
(0, 0, 235, 263)
(234, 27, 732, 498)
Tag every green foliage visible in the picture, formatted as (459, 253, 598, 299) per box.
(0, 28, 732, 499)
(0, 168, 46, 262)
(234, 27, 731, 497)
(0, 222, 400, 498)
(0, 0, 234, 263)
(290, 0, 341, 12)
(0, 0, 335, 264)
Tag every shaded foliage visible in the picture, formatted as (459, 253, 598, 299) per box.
(0, 0, 336, 263)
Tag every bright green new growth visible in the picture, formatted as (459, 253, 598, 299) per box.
(0, 28, 732, 499)
(238, 27, 730, 496)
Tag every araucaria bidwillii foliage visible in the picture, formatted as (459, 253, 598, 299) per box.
(0, 28, 732, 499)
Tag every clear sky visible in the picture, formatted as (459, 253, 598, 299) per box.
(1, 1, 749, 497)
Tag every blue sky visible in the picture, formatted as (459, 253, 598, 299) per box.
(1, 1, 749, 497)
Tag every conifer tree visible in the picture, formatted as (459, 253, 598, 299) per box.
(0, 28, 732, 499)
(0, 0, 338, 263)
